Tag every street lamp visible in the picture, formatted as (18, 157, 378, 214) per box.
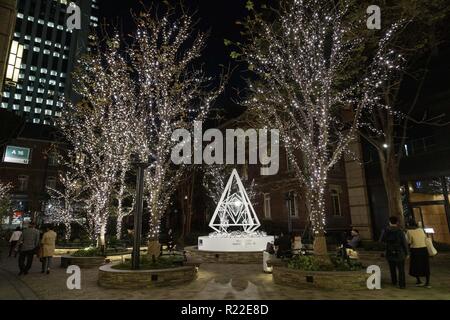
(285, 192, 293, 234)
(131, 154, 153, 270)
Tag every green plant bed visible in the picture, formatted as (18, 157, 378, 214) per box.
(71, 247, 131, 257)
(112, 255, 185, 270)
(72, 247, 104, 257)
(271, 254, 368, 290)
(287, 255, 364, 272)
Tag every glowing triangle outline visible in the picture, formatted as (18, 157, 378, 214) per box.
(208, 169, 261, 233)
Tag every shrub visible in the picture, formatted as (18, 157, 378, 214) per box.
(288, 255, 364, 272)
(288, 255, 332, 271)
(330, 256, 364, 271)
(72, 247, 101, 257)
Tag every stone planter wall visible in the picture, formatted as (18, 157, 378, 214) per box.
(98, 264, 198, 289)
(60, 256, 105, 268)
(185, 246, 263, 264)
(272, 266, 370, 290)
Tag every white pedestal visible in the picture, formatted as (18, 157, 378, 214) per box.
(198, 235, 274, 252)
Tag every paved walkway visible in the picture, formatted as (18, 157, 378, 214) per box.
(0, 245, 449, 300)
(0, 251, 38, 300)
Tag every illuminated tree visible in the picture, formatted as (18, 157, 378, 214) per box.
(0, 181, 12, 223)
(45, 172, 86, 241)
(58, 7, 225, 253)
(127, 8, 225, 247)
(58, 33, 141, 248)
(240, 0, 402, 256)
(0, 181, 11, 202)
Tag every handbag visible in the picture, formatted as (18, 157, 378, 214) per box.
(425, 238, 438, 257)
(346, 248, 359, 260)
(34, 245, 42, 257)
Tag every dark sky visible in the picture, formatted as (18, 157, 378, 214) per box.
(97, 0, 250, 119)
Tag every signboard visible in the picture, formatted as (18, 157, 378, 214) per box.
(3, 146, 31, 164)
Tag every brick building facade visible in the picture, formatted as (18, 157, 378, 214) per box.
(0, 110, 61, 227)
(248, 148, 352, 239)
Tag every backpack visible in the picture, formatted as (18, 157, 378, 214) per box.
(384, 229, 403, 259)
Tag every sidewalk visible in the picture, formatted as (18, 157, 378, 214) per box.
(0, 249, 38, 300)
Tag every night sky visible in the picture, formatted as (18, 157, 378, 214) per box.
(97, 0, 250, 120)
(96, 0, 450, 127)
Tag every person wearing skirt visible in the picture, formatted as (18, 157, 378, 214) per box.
(407, 222, 431, 288)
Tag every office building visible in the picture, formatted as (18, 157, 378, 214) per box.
(0, 0, 17, 93)
(1, 0, 99, 125)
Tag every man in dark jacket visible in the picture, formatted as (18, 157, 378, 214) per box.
(381, 216, 409, 289)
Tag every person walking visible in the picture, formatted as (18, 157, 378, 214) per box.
(407, 221, 431, 288)
(17, 222, 41, 276)
(8, 227, 22, 257)
(40, 225, 57, 274)
(381, 216, 409, 289)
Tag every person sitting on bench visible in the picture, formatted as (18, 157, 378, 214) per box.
(274, 232, 292, 258)
(346, 229, 361, 249)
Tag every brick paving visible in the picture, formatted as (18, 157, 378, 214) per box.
(0, 245, 449, 300)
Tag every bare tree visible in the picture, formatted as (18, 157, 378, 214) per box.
(355, 0, 450, 226)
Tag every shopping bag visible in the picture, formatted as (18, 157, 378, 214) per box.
(425, 238, 438, 257)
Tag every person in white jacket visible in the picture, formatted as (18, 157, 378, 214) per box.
(406, 221, 431, 288)
(8, 227, 22, 257)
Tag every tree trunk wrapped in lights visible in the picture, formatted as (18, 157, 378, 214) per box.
(240, 0, 402, 257)
(113, 171, 135, 240)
